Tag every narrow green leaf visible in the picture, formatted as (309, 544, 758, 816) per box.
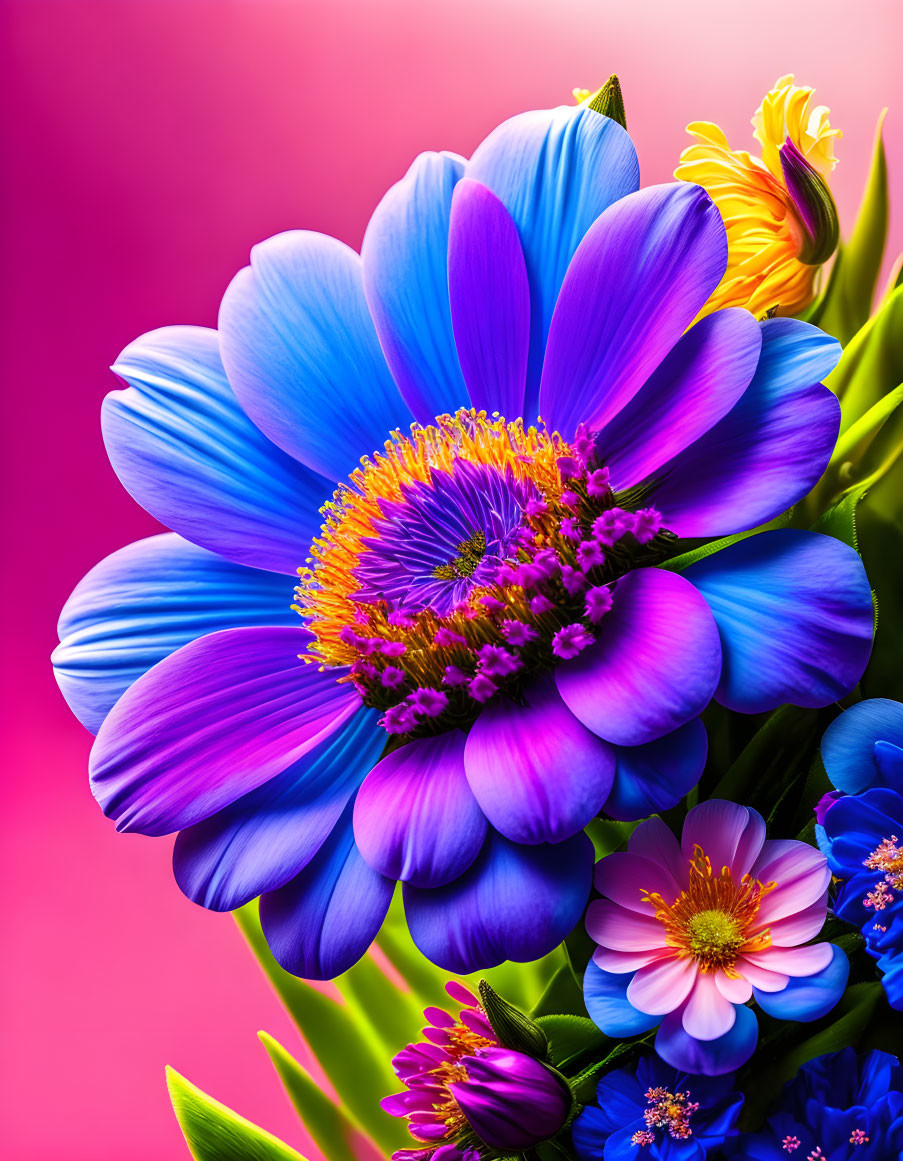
(531, 963, 587, 1019)
(710, 704, 823, 811)
(812, 109, 888, 343)
(166, 1066, 309, 1161)
(258, 1033, 367, 1161)
(535, 1015, 610, 1071)
(337, 950, 424, 1059)
(659, 510, 793, 574)
(827, 284, 903, 428)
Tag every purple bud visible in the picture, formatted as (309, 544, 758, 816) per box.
(815, 789, 843, 825)
(448, 1047, 570, 1151)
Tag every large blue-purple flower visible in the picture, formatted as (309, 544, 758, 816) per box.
(725, 1048, 903, 1159)
(817, 699, 903, 1009)
(53, 101, 873, 979)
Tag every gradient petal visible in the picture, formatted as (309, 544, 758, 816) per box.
(627, 955, 696, 1015)
(821, 698, 903, 795)
(52, 533, 298, 734)
(681, 800, 766, 878)
(682, 972, 737, 1041)
(259, 803, 394, 980)
(404, 829, 593, 973)
(594, 849, 683, 917)
(604, 718, 708, 822)
(655, 1002, 757, 1076)
(540, 183, 727, 438)
(753, 840, 832, 924)
(353, 731, 487, 888)
(102, 326, 330, 572)
(466, 105, 639, 418)
(687, 529, 873, 713)
(585, 899, 668, 951)
(556, 567, 722, 746)
(174, 708, 383, 910)
(361, 151, 469, 422)
(464, 674, 615, 844)
(583, 961, 661, 1038)
(597, 307, 761, 490)
(650, 318, 841, 536)
(89, 626, 359, 836)
(752, 944, 849, 1021)
(219, 231, 407, 481)
(447, 178, 530, 419)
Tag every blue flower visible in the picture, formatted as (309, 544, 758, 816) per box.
(726, 1048, 903, 1159)
(571, 1054, 742, 1160)
(819, 699, 903, 1009)
(53, 101, 872, 980)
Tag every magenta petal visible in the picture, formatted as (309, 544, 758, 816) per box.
(585, 899, 667, 951)
(752, 840, 832, 923)
(743, 943, 833, 978)
(555, 567, 722, 746)
(767, 897, 829, 946)
(464, 674, 615, 844)
(594, 849, 683, 916)
(353, 731, 487, 888)
(90, 627, 359, 836)
(539, 183, 727, 439)
(680, 800, 766, 877)
(627, 816, 687, 888)
(598, 307, 761, 491)
(448, 179, 530, 419)
(627, 955, 696, 1016)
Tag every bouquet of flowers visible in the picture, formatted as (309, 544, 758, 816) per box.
(52, 72, 903, 1160)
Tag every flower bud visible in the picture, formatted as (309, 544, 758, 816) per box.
(448, 1047, 571, 1152)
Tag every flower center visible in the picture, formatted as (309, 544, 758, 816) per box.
(642, 845, 776, 973)
(862, 834, 903, 912)
(630, 1086, 699, 1147)
(423, 1018, 495, 1141)
(293, 409, 674, 736)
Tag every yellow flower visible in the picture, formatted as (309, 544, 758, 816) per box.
(676, 75, 841, 317)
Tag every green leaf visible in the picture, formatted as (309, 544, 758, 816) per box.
(811, 481, 870, 550)
(167, 1066, 309, 1161)
(535, 1015, 610, 1071)
(532, 963, 588, 1020)
(659, 510, 793, 574)
(258, 1033, 366, 1161)
(812, 109, 888, 343)
(827, 283, 903, 429)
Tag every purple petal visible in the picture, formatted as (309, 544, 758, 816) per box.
(173, 708, 384, 910)
(219, 231, 408, 482)
(404, 829, 593, 973)
(89, 627, 359, 836)
(464, 674, 615, 844)
(447, 178, 530, 419)
(466, 105, 639, 419)
(361, 151, 469, 422)
(555, 567, 722, 746)
(102, 326, 331, 572)
(604, 718, 708, 822)
(259, 802, 394, 980)
(52, 533, 298, 735)
(655, 1002, 758, 1076)
(540, 183, 727, 439)
(687, 529, 873, 713)
(352, 731, 487, 888)
(650, 318, 841, 537)
(597, 308, 761, 490)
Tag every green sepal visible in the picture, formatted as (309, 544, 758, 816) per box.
(479, 979, 551, 1060)
(585, 75, 626, 128)
(257, 1033, 368, 1161)
(535, 1014, 610, 1072)
(166, 1066, 309, 1161)
(808, 109, 888, 343)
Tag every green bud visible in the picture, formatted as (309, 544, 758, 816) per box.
(585, 75, 626, 129)
(479, 980, 550, 1060)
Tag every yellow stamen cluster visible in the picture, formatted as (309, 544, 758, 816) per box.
(675, 75, 840, 318)
(642, 846, 776, 974)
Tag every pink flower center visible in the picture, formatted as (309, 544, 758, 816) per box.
(642, 1086, 699, 1140)
(862, 834, 903, 911)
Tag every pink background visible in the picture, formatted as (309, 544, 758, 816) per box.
(3, 2, 901, 1158)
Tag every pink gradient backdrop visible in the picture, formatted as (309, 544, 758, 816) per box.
(2, 2, 901, 1158)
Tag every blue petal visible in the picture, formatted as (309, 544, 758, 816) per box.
(650, 318, 841, 537)
(655, 1003, 758, 1077)
(686, 529, 873, 713)
(821, 699, 903, 795)
(219, 231, 409, 481)
(258, 802, 394, 980)
(52, 534, 298, 734)
(173, 708, 383, 911)
(103, 326, 331, 572)
(466, 105, 639, 419)
(753, 944, 849, 1022)
(361, 151, 469, 422)
(570, 1105, 613, 1160)
(403, 829, 593, 972)
(353, 730, 487, 888)
(583, 960, 661, 1038)
(605, 718, 708, 822)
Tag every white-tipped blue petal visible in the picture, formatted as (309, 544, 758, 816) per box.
(52, 533, 298, 734)
(466, 105, 639, 419)
(103, 326, 331, 572)
(219, 231, 410, 481)
(362, 151, 469, 422)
